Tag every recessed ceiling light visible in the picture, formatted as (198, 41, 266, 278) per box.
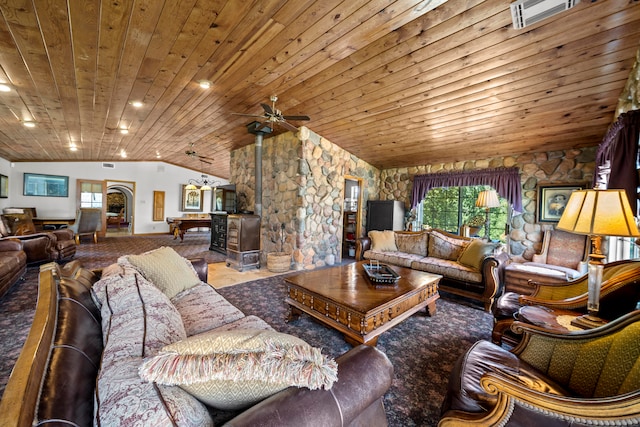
(129, 101, 143, 108)
(0, 84, 11, 92)
(23, 121, 35, 128)
(198, 80, 212, 89)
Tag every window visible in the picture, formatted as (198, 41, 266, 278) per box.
(421, 185, 509, 242)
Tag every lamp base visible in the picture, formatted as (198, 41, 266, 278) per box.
(570, 313, 607, 330)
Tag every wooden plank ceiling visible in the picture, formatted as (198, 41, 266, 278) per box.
(0, 0, 638, 179)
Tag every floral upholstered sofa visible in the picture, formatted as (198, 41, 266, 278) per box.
(357, 229, 509, 311)
(0, 247, 394, 426)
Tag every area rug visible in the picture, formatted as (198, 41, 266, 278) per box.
(0, 235, 494, 427)
(217, 276, 494, 427)
(208, 262, 290, 288)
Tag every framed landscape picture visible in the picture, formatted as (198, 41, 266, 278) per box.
(537, 183, 585, 223)
(23, 173, 69, 197)
(181, 185, 203, 212)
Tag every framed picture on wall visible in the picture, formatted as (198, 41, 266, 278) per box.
(537, 183, 586, 223)
(181, 185, 203, 212)
(23, 173, 69, 197)
(0, 174, 7, 198)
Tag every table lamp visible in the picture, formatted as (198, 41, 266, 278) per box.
(556, 188, 640, 324)
(476, 189, 500, 240)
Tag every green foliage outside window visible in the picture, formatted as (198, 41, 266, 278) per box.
(422, 186, 509, 242)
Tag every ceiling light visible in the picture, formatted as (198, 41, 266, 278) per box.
(186, 174, 219, 191)
(69, 144, 78, 152)
(0, 84, 11, 92)
(120, 149, 127, 158)
(198, 80, 212, 89)
(129, 101, 143, 108)
(156, 152, 161, 159)
(23, 121, 35, 128)
(120, 128, 129, 134)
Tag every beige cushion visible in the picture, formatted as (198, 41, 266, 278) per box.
(457, 239, 497, 270)
(428, 230, 469, 261)
(369, 230, 398, 252)
(395, 231, 428, 257)
(123, 247, 200, 299)
(139, 329, 338, 410)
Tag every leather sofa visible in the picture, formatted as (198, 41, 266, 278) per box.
(0, 212, 76, 264)
(0, 257, 394, 427)
(357, 228, 509, 311)
(0, 239, 27, 299)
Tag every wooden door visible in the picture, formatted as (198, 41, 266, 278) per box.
(76, 179, 106, 236)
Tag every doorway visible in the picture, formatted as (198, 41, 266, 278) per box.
(106, 180, 135, 236)
(342, 177, 363, 259)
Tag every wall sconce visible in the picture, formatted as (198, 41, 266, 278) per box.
(475, 189, 500, 240)
(557, 188, 640, 324)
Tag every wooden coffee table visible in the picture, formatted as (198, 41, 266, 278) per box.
(284, 262, 441, 346)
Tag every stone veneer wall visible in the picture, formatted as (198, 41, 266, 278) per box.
(378, 147, 597, 261)
(230, 127, 379, 270)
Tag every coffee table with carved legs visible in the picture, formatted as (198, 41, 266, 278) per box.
(285, 262, 441, 346)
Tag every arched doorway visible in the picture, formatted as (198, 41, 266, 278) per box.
(106, 181, 135, 236)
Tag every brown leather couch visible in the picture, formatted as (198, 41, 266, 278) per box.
(0, 212, 76, 264)
(0, 259, 394, 427)
(0, 239, 27, 299)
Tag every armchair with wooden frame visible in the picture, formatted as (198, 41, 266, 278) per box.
(440, 309, 640, 426)
(492, 259, 640, 346)
(504, 229, 589, 295)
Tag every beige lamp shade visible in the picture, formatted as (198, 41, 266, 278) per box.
(185, 183, 198, 190)
(556, 189, 640, 237)
(476, 189, 500, 208)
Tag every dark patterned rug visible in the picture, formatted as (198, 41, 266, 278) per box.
(0, 233, 493, 426)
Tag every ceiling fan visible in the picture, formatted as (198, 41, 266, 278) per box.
(233, 95, 310, 132)
(184, 143, 214, 164)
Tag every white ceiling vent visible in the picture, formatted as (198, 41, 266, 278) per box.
(510, 0, 580, 29)
(102, 162, 115, 169)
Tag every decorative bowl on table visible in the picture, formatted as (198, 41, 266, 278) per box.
(363, 260, 401, 286)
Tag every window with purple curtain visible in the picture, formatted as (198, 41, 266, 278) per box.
(410, 167, 523, 212)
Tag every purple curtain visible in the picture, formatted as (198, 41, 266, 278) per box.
(410, 167, 523, 212)
(594, 109, 640, 215)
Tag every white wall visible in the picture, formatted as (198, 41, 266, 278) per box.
(0, 159, 227, 234)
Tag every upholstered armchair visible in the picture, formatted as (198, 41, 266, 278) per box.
(440, 310, 640, 426)
(492, 259, 640, 345)
(504, 229, 589, 295)
(68, 208, 102, 244)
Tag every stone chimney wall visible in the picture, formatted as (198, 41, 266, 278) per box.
(231, 127, 378, 270)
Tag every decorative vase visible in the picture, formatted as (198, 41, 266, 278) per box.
(267, 252, 290, 273)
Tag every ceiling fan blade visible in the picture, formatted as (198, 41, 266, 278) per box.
(282, 115, 310, 121)
(231, 112, 266, 119)
(279, 120, 299, 132)
(261, 103, 274, 115)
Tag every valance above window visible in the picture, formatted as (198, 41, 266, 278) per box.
(410, 167, 523, 212)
